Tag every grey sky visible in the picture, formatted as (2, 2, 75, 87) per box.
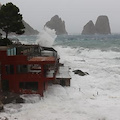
(1, 0, 120, 34)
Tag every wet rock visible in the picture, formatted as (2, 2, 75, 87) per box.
(16, 97, 25, 103)
(59, 63, 64, 66)
(73, 70, 89, 76)
(0, 92, 21, 104)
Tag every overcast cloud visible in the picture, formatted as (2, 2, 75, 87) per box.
(1, 0, 120, 34)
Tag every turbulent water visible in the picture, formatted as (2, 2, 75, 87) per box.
(1, 34, 120, 120)
(17, 34, 120, 50)
(55, 34, 120, 51)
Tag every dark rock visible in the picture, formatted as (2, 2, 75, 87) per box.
(16, 97, 24, 103)
(45, 15, 68, 35)
(82, 20, 96, 35)
(59, 63, 64, 66)
(95, 15, 111, 34)
(0, 92, 21, 104)
(73, 70, 89, 76)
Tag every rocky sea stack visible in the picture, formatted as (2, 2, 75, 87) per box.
(45, 15, 67, 35)
(82, 15, 111, 35)
(82, 20, 96, 35)
(95, 15, 111, 34)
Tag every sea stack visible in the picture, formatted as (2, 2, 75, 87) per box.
(95, 15, 111, 34)
(45, 15, 67, 35)
(82, 20, 96, 35)
(81, 15, 111, 35)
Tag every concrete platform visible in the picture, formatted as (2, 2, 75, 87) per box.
(54, 66, 71, 86)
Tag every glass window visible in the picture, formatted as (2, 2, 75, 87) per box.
(17, 65, 28, 73)
(13, 47, 16, 55)
(7, 47, 16, 56)
(6, 65, 14, 74)
(7, 49, 11, 56)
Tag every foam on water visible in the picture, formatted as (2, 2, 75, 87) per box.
(55, 45, 120, 94)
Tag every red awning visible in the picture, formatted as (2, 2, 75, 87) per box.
(29, 57, 55, 62)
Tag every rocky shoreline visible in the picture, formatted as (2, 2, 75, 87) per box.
(0, 91, 24, 112)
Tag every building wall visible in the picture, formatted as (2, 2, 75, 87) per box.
(0, 50, 56, 96)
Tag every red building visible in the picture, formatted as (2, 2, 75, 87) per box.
(0, 45, 59, 96)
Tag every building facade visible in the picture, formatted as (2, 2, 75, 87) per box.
(0, 45, 59, 96)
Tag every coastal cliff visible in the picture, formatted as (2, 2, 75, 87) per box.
(45, 15, 67, 35)
(0, 3, 39, 35)
(22, 20, 39, 35)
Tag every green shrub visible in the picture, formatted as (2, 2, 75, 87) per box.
(0, 38, 13, 46)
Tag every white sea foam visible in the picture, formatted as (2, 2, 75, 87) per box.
(36, 27, 57, 47)
(1, 39, 120, 120)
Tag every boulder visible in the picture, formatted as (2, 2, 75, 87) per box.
(45, 15, 68, 35)
(0, 92, 24, 104)
(73, 70, 89, 76)
(82, 20, 96, 35)
(95, 15, 111, 34)
(16, 97, 24, 103)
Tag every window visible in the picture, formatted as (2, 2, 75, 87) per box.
(28, 64, 41, 74)
(6, 65, 14, 74)
(17, 65, 28, 73)
(19, 82, 38, 91)
(7, 47, 16, 56)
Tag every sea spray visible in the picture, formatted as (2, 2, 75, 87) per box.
(36, 27, 57, 47)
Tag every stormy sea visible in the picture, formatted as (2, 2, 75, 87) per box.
(1, 29, 120, 120)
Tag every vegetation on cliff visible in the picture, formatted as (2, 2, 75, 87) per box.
(0, 2, 25, 39)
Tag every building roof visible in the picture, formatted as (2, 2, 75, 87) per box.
(29, 56, 55, 62)
(41, 47, 57, 52)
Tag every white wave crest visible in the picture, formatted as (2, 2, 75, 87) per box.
(36, 27, 57, 47)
